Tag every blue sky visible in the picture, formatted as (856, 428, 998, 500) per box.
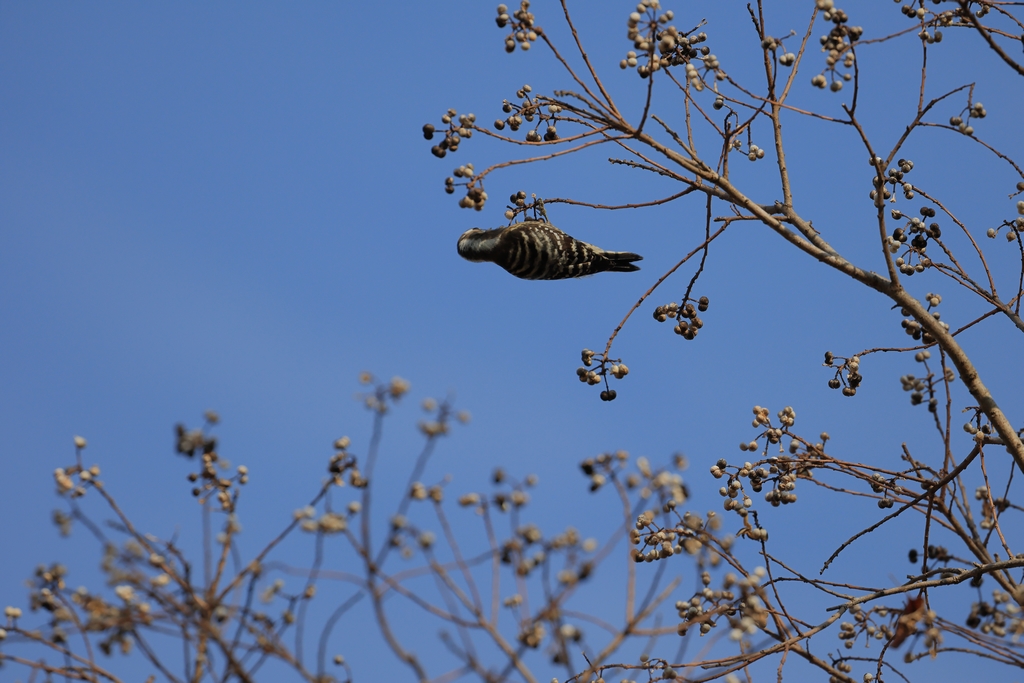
(2, 2, 1023, 681)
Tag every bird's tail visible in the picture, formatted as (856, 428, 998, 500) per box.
(603, 250, 643, 272)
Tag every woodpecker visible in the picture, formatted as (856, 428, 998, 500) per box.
(457, 220, 642, 280)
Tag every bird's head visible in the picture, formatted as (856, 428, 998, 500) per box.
(457, 227, 501, 262)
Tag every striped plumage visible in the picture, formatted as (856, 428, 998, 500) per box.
(457, 220, 642, 280)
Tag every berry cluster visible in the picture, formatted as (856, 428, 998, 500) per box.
(962, 589, 1022, 638)
(760, 35, 796, 69)
(705, 408, 822, 536)
(711, 457, 762, 520)
(495, 2, 540, 53)
(973, 484, 1010, 532)
(500, 190, 551, 223)
(417, 393, 468, 437)
(327, 436, 366, 489)
(422, 109, 475, 159)
(896, 292, 948, 343)
(899, 0, 1002, 44)
(630, 503, 723, 566)
(617, 478, 753, 662)
(899, 2, 946, 44)
(899, 349, 940, 412)
(887, 205, 942, 276)
(869, 471, 900, 509)
(493, 84, 561, 143)
(295, 498, 360, 536)
(423, 110, 490, 211)
(834, 604, 899, 653)
(669, 568, 770, 641)
(457, 468, 537, 514)
(722, 136, 767, 162)
(823, 351, 863, 396)
(870, 156, 915, 203)
(984, 184, 1024, 241)
(810, 0, 862, 92)
(357, 372, 411, 414)
(581, 450, 688, 512)
(172, 414, 250, 513)
(949, 100, 986, 136)
(444, 164, 488, 210)
(652, 296, 709, 339)
(985, 216, 1024, 241)
(456, 466, 603, 630)
(576, 347, 629, 402)
(505, 188, 532, 219)
(962, 406, 1024, 446)
(582, 450, 632, 492)
(53, 460, 101, 500)
(963, 408, 989, 439)
(908, 0, 1007, 53)
(620, 1, 716, 83)
(185, 448, 248, 513)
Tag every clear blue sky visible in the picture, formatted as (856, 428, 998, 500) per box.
(2, 2, 1022, 681)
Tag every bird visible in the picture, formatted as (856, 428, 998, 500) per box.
(456, 220, 642, 280)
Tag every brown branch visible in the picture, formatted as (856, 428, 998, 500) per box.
(821, 443, 982, 573)
(601, 223, 730, 362)
(959, 0, 1024, 76)
(544, 187, 696, 211)
(827, 556, 1024, 613)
